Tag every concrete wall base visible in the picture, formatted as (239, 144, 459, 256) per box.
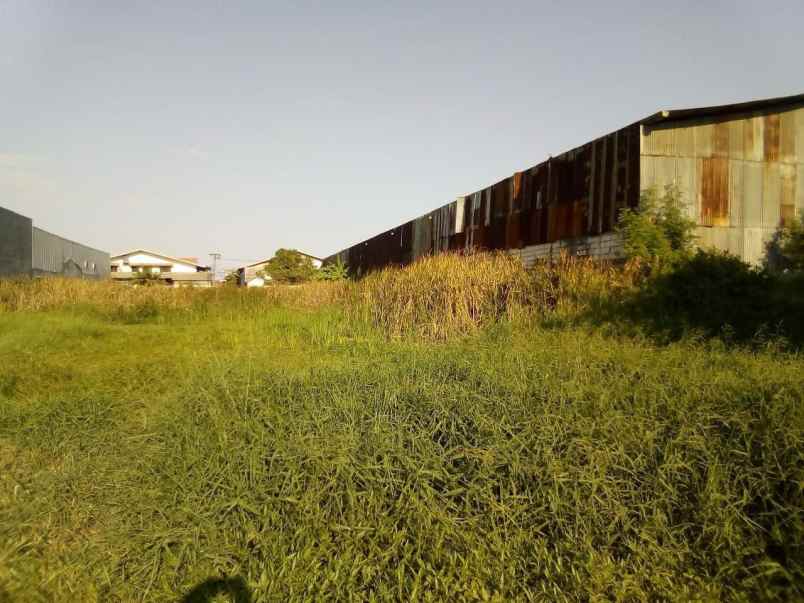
(508, 232, 623, 268)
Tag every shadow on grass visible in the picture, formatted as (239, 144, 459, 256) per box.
(180, 576, 251, 603)
(555, 250, 804, 349)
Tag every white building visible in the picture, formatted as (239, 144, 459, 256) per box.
(110, 250, 213, 287)
(237, 252, 322, 287)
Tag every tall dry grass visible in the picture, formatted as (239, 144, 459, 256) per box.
(266, 279, 351, 309)
(526, 252, 640, 317)
(0, 254, 637, 337)
(0, 277, 197, 313)
(0, 277, 349, 318)
(348, 252, 529, 339)
(350, 251, 639, 339)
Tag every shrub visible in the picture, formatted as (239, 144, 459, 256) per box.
(617, 184, 697, 270)
(630, 249, 791, 342)
(772, 270, 804, 343)
(778, 217, 804, 271)
(316, 259, 349, 281)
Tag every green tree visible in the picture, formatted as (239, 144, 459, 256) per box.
(261, 249, 317, 284)
(316, 259, 349, 281)
(617, 184, 697, 269)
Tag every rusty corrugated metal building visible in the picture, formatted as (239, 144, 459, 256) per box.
(326, 93, 804, 273)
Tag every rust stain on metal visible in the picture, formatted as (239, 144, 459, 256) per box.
(780, 164, 797, 225)
(700, 158, 730, 227)
(512, 172, 523, 210)
(780, 110, 797, 163)
(764, 114, 780, 161)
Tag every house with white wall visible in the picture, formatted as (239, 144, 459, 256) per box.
(237, 251, 322, 287)
(110, 250, 212, 287)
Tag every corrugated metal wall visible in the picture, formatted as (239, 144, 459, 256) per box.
(32, 227, 110, 279)
(328, 99, 804, 273)
(328, 124, 641, 275)
(641, 105, 804, 264)
(0, 206, 33, 278)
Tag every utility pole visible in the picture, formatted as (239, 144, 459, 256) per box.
(209, 252, 222, 285)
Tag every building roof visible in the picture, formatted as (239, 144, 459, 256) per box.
(111, 249, 210, 269)
(640, 92, 804, 126)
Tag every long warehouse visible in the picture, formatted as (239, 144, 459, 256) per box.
(0, 205, 109, 279)
(325, 93, 804, 273)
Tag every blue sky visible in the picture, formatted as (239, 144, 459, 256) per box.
(1, 1, 801, 272)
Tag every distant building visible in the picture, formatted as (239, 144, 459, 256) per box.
(0, 205, 109, 279)
(325, 93, 804, 271)
(111, 249, 212, 287)
(236, 252, 322, 287)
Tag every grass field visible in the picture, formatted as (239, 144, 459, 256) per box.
(0, 257, 802, 601)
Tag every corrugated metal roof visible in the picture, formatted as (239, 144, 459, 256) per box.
(111, 249, 210, 270)
(641, 92, 804, 126)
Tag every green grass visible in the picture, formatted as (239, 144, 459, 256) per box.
(0, 288, 802, 601)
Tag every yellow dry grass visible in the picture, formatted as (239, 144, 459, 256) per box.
(350, 251, 639, 339)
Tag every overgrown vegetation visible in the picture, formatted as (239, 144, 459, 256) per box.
(617, 184, 697, 270)
(0, 251, 802, 601)
(778, 217, 804, 271)
(627, 249, 804, 344)
(613, 186, 803, 345)
(350, 252, 638, 340)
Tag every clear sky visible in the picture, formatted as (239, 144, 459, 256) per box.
(2, 1, 802, 273)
